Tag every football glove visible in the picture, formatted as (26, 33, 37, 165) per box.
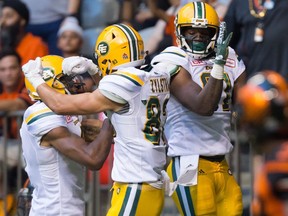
(62, 56, 100, 76)
(211, 22, 233, 80)
(214, 22, 233, 66)
(22, 57, 45, 89)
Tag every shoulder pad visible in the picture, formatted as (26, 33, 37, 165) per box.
(24, 103, 66, 136)
(151, 46, 189, 70)
(99, 68, 145, 101)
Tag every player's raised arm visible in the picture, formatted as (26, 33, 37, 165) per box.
(22, 56, 123, 115)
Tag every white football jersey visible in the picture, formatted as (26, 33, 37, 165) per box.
(158, 47, 245, 157)
(98, 66, 171, 183)
(20, 101, 85, 216)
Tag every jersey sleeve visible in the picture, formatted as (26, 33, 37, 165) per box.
(151, 46, 189, 72)
(98, 68, 145, 102)
(24, 105, 66, 137)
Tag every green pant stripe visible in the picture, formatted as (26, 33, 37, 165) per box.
(184, 186, 195, 216)
(119, 186, 132, 216)
(130, 184, 142, 215)
(172, 157, 188, 216)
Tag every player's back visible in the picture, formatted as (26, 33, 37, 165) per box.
(99, 66, 170, 183)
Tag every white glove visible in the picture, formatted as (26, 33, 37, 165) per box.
(62, 56, 100, 76)
(22, 57, 45, 89)
(161, 170, 172, 196)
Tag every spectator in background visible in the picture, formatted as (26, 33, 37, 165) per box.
(119, 0, 171, 31)
(0, 50, 33, 216)
(0, 50, 33, 139)
(224, 0, 288, 80)
(22, 0, 81, 55)
(57, 16, 96, 92)
(57, 16, 83, 58)
(0, 0, 48, 65)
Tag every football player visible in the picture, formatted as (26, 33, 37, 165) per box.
(20, 55, 113, 215)
(151, 2, 246, 215)
(22, 20, 229, 214)
(23, 24, 170, 215)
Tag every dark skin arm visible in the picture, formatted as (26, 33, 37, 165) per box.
(41, 118, 114, 170)
(170, 67, 223, 116)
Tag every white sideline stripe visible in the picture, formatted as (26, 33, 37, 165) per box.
(123, 184, 138, 215)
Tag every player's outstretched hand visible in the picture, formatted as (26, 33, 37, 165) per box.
(22, 57, 45, 89)
(62, 56, 100, 76)
(214, 22, 233, 66)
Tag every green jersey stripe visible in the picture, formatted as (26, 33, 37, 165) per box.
(111, 73, 142, 86)
(27, 112, 55, 125)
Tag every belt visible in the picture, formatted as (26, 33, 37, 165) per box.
(200, 155, 225, 162)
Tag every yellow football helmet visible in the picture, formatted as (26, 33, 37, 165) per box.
(25, 55, 85, 100)
(175, 2, 220, 59)
(94, 23, 145, 77)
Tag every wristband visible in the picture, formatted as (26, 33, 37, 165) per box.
(210, 64, 224, 80)
(30, 75, 45, 89)
(214, 54, 226, 66)
(87, 61, 99, 76)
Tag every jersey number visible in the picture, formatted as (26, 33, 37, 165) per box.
(143, 97, 168, 145)
(201, 72, 232, 111)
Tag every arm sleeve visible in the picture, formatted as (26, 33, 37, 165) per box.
(98, 69, 144, 102)
(151, 46, 189, 71)
(25, 107, 66, 138)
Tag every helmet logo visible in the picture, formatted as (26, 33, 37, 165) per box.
(42, 68, 54, 81)
(98, 42, 109, 56)
(122, 53, 128, 59)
